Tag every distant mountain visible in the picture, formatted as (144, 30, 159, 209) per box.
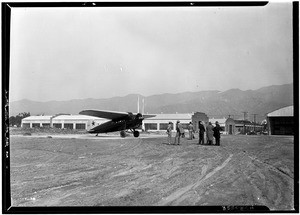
(9, 83, 293, 122)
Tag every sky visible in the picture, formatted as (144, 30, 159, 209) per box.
(9, 2, 293, 102)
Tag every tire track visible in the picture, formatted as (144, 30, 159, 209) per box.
(156, 154, 233, 205)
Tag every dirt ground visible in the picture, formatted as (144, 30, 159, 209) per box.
(9, 132, 295, 211)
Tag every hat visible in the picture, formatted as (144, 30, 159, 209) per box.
(177, 120, 180, 123)
(169, 121, 172, 124)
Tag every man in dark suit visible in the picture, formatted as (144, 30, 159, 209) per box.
(198, 121, 205, 145)
(213, 121, 222, 146)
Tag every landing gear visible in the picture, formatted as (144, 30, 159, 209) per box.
(120, 130, 126, 138)
(133, 130, 140, 137)
(120, 130, 139, 138)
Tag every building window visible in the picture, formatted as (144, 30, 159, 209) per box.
(76, 123, 86, 130)
(64, 123, 73, 129)
(42, 123, 50, 128)
(22, 123, 30, 128)
(144, 123, 157, 130)
(159, 123, 172, 130)
(32, 123, 40, 128)
(53, 123, 62, 129)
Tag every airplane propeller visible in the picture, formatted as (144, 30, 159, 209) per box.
(135, 113, 143, 120)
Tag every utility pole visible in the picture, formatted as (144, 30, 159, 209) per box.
(242, 112, 248, 134)
(242, 112, 248, 120)
(137, 96, 140, 113)
(252, 114, 257, 132)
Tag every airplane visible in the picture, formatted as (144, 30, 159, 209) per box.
(79, 109, 156, 138)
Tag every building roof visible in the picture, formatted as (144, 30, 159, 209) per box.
(146, 113, 192, 120)
(22, 114, 104, 121)
(234, 119, 252, 125)
(267, 106, 293, 117)
(209, 118, 227, 124)
(22, 115, 52, 121)
(53, 115, 104, 120)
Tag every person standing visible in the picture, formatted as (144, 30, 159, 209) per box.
(198, 121, 206, 145)
(166, 122, 173, 145)
(179, 122, 185, 138)
(174, 120, 182, 145)
(213, 121, 222, 146)
(188, 122, 194, 140)
(206, 122, 214, 145)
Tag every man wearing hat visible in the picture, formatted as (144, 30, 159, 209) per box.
(213, 121, 222, 146)
(166, 122, 173, 145)
(174, 120, 183, 145)
(198, 121, 206, 145)
(188, 122, 194, 140)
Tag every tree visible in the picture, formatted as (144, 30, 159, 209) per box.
(9, 116, 16, 127)
(10, 112, 30, 127)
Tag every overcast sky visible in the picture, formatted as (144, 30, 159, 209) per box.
(9, 2, 293, 102)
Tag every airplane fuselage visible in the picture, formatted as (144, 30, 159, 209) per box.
(88, 118, 143, 134)
(79, 110, 154, 137)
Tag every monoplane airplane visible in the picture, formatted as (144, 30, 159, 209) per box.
(79, 110, 156, 138)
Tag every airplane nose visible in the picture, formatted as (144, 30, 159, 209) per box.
(136, 113, 143, 120)
(88, 128, 95, 133)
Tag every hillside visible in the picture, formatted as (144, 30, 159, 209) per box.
(9, 83, 293, 122)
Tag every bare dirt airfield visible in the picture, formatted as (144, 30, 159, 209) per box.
(9, 128, 295, 211)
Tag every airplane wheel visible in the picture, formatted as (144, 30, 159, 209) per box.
(120, 131, 126, 138)
(133, 130, 140, 137)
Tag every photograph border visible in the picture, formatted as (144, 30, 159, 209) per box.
(2, 1, 298, 213)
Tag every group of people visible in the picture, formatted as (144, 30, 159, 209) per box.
(166, 120, 222, 146)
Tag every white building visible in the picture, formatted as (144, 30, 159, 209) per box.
(21, 113, 195, 132)
(21, 115, 52, 128)
(143, 113, 193, 131)
(21, 112, 215, 133)
(21, 114, 107, 130)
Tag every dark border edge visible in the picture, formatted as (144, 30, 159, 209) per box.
(2, 2, 12, 214)
(3, 1, 298, 214)
(292, 1, 299, 213)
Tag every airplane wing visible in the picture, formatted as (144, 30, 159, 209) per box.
(142, 114, 156, 119)
(79, 110, 130, 120)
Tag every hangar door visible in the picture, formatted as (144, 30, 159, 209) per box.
(269, 117, 294, 135)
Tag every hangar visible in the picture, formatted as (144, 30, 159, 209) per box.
(143, 112, 209, 131)
(143, 113, 191, 131)
(21, 114, 107, 130)
(21, 112, 210, 132)
(21, 111, 262, 135)
(267, 106, 294, 135)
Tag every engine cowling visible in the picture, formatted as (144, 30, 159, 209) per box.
(135, 113, 143, 120)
